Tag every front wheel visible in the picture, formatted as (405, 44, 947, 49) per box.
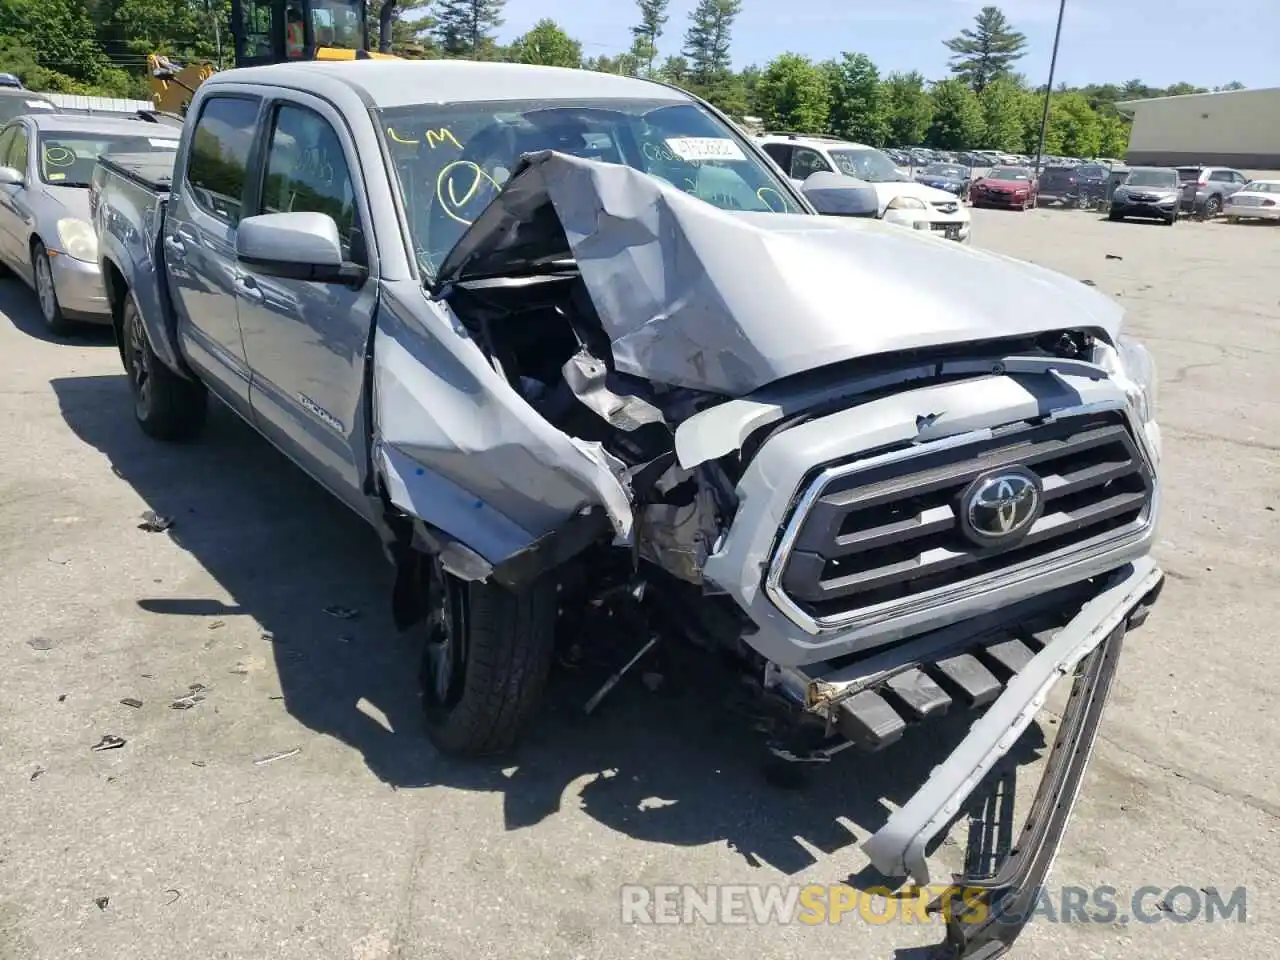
(121, 293, 207, 441)
(32, 242, 71, 336)
(1202, 195, 1222, 219)
(419, 558, 558, 756)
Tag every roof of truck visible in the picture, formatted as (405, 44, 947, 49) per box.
(209, 59, 689, 109)
(26, 112, 181, 137)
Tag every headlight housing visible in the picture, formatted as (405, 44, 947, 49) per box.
(886, 195, 927, 211)
(56, 217, 98, 263)
(1095, 336, 1160, 463)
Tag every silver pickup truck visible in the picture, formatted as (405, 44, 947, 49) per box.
(93, 59, 1164, 957)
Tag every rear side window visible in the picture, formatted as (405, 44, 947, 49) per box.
(1175, 166, 1201, 181)
(7, 126, 28, 170)
(186, 96, 261, 224)
(761, 142, 792, 170)
(1208, 170, 1233, 182)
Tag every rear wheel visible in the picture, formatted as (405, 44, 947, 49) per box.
(32, 241, 71, 336)
(419, 558, 557, 757)
(121, 293, 207, 441)
(1108, 210, 1123, 222)
(1202, 195, 1222, 219)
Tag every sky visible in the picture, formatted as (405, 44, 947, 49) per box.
(496, 0, 1276, 91)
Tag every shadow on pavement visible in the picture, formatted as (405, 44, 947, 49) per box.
(0, 277, 115, 345)
(52, 371, 1047, 883)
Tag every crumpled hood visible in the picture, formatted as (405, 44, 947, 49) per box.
(436, 151, 1123, 397)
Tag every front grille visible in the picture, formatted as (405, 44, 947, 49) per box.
(932, 201, 959, 214)
(774, 412, 1153, 622)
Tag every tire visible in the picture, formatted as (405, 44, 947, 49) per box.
(1108, 211, 1122, 222)
(419, 558, 558, 757)
(121, 292, 207, 441)
(1202, 195, 1222, 219)
(32, 241, 72, 336)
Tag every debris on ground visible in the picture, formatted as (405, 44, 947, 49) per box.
(48, 550, 70, 565)
(208, 620, 225, 631)
(94, 897, 109, 910)
(1105, 253, 1123, 260)
(27, 636, 56, 651)
(30, 766, 46, 782)
(137, 511, 174, 532)
(57, 694, 67, 702)
(322, 605, 360, 620)
(260, 630, 278, 642)
(1080, 279, 1097, 286)
(90, 735, 126, 752)
(254, 747, 301, 766)
(119, 698, 143, 709)
(163, 889, 182, 906)
(191, 760, 207, 767)
(170, 684, 208, 710)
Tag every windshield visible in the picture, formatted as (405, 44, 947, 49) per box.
(1243, 181, 1280, 193)
(39, 132, 178, 187)
(922, 163, 966, 179)
(377, 97, 801, 275)
(1124, 169, 1177, 188)
(309, 0, 363, 47)
(827, 147, 904, 182)
(989, 167, 1032, 181)
(1076, 165, 1106, 179)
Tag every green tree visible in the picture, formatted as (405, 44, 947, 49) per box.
(1097, 112, 1130, 157)
(927, 78, 986, 149)
(508, 18, 581, 68)
(432, 0, 504, 58)
(584, 52, 640, 75)
(368, 0, 437, 56)
(883, 70, 933, 145)
(755, 53, 828, 132)
(630, 0, 669, 76)
(1048, 91, 1101, 156)
(0, 0, 111, 85)
(1163, 81, 1207, 97)
(682, 0, 740, 85)
(944, 5, 1027, 93)
(979, 75, 1027, 151)
(655, 54, 689, 86)
(1216, 81, 1245, 91)
(824, 52, 888, 145)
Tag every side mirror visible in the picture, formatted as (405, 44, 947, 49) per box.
(0, 165, 24, 186)
(235, 211, 365, 284)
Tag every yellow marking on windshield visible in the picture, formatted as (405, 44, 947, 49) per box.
(756, 187, 787, 211)
(387, 126, 462, 151)
(387, 127, 418, 144)
(436, 160, 503, 226)
(44, 145, 74, 167)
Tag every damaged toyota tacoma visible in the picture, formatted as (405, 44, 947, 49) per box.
(93, 60, 1165, 957)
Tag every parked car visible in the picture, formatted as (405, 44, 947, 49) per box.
(1175, 165, 1249, 217)
(1036, 163, 1110, 207)
(0, 73, 24, 90)
(0, 87, 57, 125)
(1224, 179, 1280, 221)
(1109, 166, 1181, 225)
(93, 61, 1163, 957)
(914, 161, 970, 198)
(0, 113, 179, 333)
(969, 166, 1038, 210)
(757, 134, 971, 241)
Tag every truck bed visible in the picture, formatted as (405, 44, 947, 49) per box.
(97, 151, 175, 194)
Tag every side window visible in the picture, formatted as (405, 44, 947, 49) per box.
(790, 147, 831, 181)
(1208, 170, 1231, 182)
(1232, 171, 1247, 184)
(8, 127, 29, 171)
(0, 127, 14, 170)
(186, 96, 260, 224)
(761, 142, 792, 171)
(260, 103, 359, 261)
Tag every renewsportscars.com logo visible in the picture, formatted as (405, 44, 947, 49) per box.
(620, 884, 1248, 926)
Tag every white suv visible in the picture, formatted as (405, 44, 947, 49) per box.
(755, 133, 971, 242)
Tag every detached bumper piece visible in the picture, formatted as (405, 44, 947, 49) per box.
(929, 620, 1125, 959)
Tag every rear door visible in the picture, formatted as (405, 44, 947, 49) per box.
(165, 93, 263, 416)
(235, 93, 376, 517)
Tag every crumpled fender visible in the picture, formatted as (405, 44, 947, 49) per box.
(370, 280, 633, 574)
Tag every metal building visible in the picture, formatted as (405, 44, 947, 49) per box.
(1117, 86, 1280, 168)
(40, 92, 154, 118)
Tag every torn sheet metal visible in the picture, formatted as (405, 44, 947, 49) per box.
(434, 151, 1125, 397)
(372, 284, 634, 565)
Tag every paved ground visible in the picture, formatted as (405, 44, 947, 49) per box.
(1, 209, 1277, 959)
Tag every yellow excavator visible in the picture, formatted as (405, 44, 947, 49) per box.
(148, 0, 400, 115)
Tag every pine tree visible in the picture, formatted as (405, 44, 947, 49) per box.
(682, 0, 740, 85)
(433, 0, 505, 58)
(944, 5, 1027, 94)
(631, 0, 670, 76)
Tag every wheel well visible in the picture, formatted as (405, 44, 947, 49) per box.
(100, 259, 129, 358)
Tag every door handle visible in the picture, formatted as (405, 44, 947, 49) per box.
(234, 275, 264, 301)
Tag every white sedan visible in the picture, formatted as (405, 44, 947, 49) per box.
(1224, 180, 1280, 221)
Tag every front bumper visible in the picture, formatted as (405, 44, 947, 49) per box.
(1111, 199, 1177, 220)
(971, 191, 1030, 208)
(883, 209, 971, 242)
(1226, 202, 1280, 220)
(50, 251, 109, 321)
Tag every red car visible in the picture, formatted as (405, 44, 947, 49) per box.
(970, 166, 1038, 210)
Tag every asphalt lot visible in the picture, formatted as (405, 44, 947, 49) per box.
(2, 208, 1277, 959)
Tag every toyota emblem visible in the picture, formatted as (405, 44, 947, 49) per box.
(959, 467, 1044, 546)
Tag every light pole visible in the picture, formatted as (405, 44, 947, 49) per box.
(1033, 0, 1066, 173)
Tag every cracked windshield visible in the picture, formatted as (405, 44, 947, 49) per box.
(379, 99, 800, 273)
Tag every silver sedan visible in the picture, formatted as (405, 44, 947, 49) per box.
(0, 112, 179, 335)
